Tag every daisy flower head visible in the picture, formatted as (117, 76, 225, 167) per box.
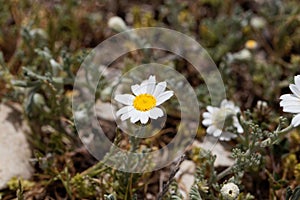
(202, 99, 243, 141)
(280, 75, 300, 127)
(114, 75, 174, 124)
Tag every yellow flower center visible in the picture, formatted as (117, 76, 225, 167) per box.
(133, 94, 156, 111)
(245, 40, 257, 49)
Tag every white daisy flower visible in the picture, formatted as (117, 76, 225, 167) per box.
(250, 16, 266, 30)
(202, 99, 243, 141)
(280, 75, 300, 127)
(114, 75, 174, 124)
(220, 182, 240, 200)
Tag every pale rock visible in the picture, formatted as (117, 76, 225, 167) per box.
(176, 160, 196, 199)
(175, 160, 196, 179)
(95, 100, 116, 121)
(0, 103, 32, 189)
(178, 174, 195, 199)
(195, 137, 234, 167)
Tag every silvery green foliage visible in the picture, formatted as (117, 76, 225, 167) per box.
(189, 185, 202, 200)
(104, 194, 116, 200)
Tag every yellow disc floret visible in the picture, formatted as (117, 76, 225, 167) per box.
(245, 40, 258, 49)
(133, 94, 156, 111)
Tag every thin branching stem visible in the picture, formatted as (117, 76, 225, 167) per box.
(216, 124, 294, 181)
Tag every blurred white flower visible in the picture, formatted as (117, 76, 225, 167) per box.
(29, 28, 48, 39)
(234, 49, 252, 60)
(108, 16, 127, 32)
(280, 75, 300, 127)
(220, 182, 240, 200)
(114, 75, 173, 124)
(227, 49, 252, 63)
(202, 99, 243, 141)
(250, 16, 266, 29)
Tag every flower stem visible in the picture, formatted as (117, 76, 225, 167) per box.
(216, 149, 251, 181)
(216, 124, 294, 181)
(276, 124, 294, 137)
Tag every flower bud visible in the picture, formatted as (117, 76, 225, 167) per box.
(233, 49, 252, 61)
(33, 93, 45, 107)
(50, 59, 61, 69)
(108, 16, 127, 32)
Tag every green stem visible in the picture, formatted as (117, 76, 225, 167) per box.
(80, 128, 125, 177)
(276, 124, 294, 137)
(216, 149, 251, 181)
(216, 124, 294, 181)
(80, 159, 108, 177)
(124, 128, 143, 200)
(125, 173, 133, 200)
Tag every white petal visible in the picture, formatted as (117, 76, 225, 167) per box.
(146, 81, 156, 94)
(120, 113, 131, 121)
(291, 113, 300, 127)
(221, 99, 234, 108)
(234, 106, 241, 114)
(282, 105, 300, 113)
(131, 84, 143, 96)
(220, 99, 228, 107)
(139, 112, 150, 124)
(295, 75, 300, 88)
(202, 119, 212, 126)
(233, 117, 243, 133)
(280, 99, 300, 107)
(219, 132, 237, 141)
(141, 75, 156, 85)
(148, 75, 156, 83)
(156, 91, 174, 106)
(224, 102, 235, 110)
(114, 94, 135, 105)
(130, 110, 140, 123)
(212, 129, 222, 137)
(207, 106, 214, 113)
(202, 112, 212, 118)
(149, 107, 164, 119)
(141, 75, 156, 94)
(120, 109, 135, 121)
(279, 94, 299, 101)
(289, 84, 300, 98)
(207, 125, 216, 134)
(207, 106, 218, 113)
(219, 136, 230, 141)
(153, 81, 167, 97)
(116, 106, 134, 117)
(139, 85, 148, 94)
